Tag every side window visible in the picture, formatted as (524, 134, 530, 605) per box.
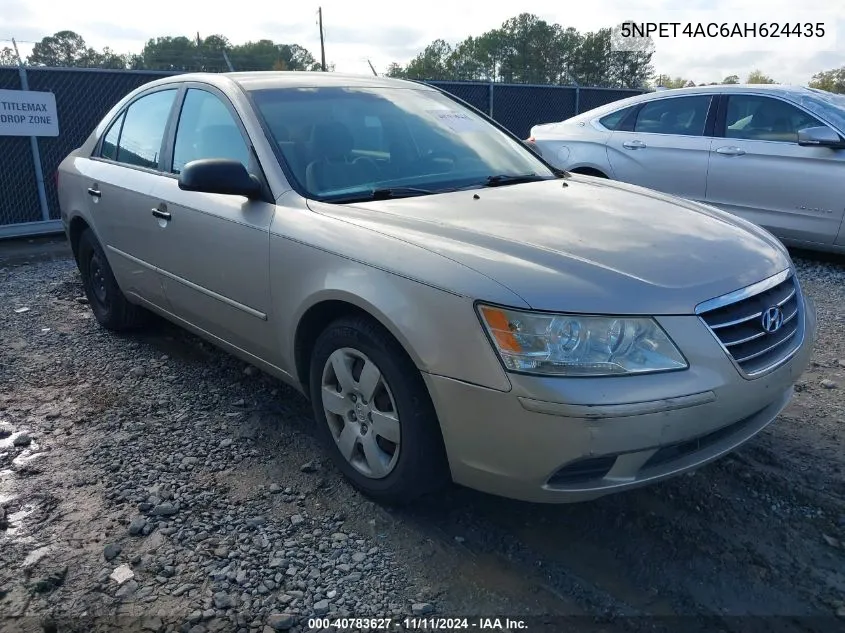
(633, 96, 712, 136)
(99, 113, 124, 160)
(172, 89, 250, 174)
(724, 95, 826, 143)
(599, 107, 632, 131)
(117, 89, 177, 169)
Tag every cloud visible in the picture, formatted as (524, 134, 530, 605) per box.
(82, 22, 151, 42)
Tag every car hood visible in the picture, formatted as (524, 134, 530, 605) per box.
(307, 177, 791, 315)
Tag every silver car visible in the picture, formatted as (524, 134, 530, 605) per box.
(57, 72, 815, 505)
(529, 85, 845, 254)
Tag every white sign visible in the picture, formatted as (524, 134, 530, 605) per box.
(0, 89, 59, 137)
(427, 110, 483, 133)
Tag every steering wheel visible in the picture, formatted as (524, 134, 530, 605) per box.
(352, 156, 381, 177)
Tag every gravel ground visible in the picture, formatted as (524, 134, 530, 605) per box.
(1, 241, 844, 633)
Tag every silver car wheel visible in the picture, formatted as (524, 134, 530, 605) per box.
(321, 347, 401, 479)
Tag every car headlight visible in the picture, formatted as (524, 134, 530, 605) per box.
(477, 304, 688, 376)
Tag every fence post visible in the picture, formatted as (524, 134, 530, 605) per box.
(574, 84, 581, 115)
(15, 64, 51, 222)
(488, 81, 494, 118)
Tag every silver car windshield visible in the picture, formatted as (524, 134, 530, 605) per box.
(797, 89, 845, 133)
(249, 86, 556, 201)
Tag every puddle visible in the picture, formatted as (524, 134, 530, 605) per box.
(22, 544, 54, 569)
(0, 431, 36, 451)
(5, 504, 36, 538)
(12, 450, 47, 467)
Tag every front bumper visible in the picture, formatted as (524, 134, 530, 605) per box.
(424, 296, 816, 504)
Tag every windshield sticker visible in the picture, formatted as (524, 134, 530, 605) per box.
(427, 110, 483, 133)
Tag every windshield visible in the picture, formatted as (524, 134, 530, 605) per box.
(797, 89, 845, 134)
(249, 85, 556, 201)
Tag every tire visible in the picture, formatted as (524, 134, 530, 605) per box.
(77, 228, 146, 331)
(309, 315, 450, 504)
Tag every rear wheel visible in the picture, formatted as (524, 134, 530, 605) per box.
(77, 229, 146, 331)
(309, 315, 450, 504)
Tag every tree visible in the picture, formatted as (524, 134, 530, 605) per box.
(722, 74, 739, 84)
(395, 14, 652, 88)
(385, 62, 406, 78)
(809, 67, 845, 94)
(746, 69, 776, 84)
(0, 46, 18, 66)
(404, 39, 453, 80)
(27, 30, 90, 67)
(228, 39, 317, 72)
(653, 75, 690, 89)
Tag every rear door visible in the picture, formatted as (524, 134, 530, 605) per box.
(149, 85, 278, 362)
(84, 87, 179, 308)
(606, 94, 716, 201)
(705, 93, 845, 246)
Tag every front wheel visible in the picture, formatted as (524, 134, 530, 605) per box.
(309, 316, 450, 504)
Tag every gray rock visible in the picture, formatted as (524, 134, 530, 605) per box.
(152, 503, 177, 516)
(412, 603, 434, 616)
(268, 484, 282, 494)
(820, 379, 838, 389)
(220, 438, 233, 448)
(115, 579, 139, 599)
(129, 366, 146, 378)
(104, 543, 122, 561)
(172, 584, 194, 597)
(267, 613, 295, 630)
(290, 514, 304, 526)
(213, 591, 234, 609)
(351, 552, 366, 563)
(300, 461, 318, 473)
(12, 432, 32, 447)
(128, 517, 147, 536)
(313, 599, 329, 615)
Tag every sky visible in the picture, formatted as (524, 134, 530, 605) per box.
(1, 0, 844, 85)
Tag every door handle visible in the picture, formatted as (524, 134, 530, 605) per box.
(622, 140, 646, 149)
(151, 208, 171, 221)
(716, 146, 746, 156)
(87, 187, 101, 198)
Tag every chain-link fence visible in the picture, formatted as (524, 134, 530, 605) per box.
(0, 67, 644, 237)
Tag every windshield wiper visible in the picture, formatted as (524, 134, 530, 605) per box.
(482, 173, 548, 187)
(323, 186, 437, 203)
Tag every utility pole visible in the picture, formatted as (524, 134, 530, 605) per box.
(318, 7, 327, 71)
(367, 59, 377, 76)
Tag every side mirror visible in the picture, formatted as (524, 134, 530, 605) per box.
(523, 139, 543, 157)
(797, 126, 845, 149)
(178, 158, 262, 198)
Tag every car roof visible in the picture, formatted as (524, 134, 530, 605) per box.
(566, 83, 843, 122)
(646, 84, 821, 99)
(144, 71, 435, 92)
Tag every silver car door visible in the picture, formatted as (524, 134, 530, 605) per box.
(605, 94, 715, 201)
(706, 93, 845, 246)
(85, 87, 178, 309)
(149, 85, 278, 362)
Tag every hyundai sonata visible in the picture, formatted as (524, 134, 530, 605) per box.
(57, 72, 815, 504)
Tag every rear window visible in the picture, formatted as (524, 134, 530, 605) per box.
(599, 107, 632, 131)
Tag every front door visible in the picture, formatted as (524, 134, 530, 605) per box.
(149, 86, 278, 362)
(705, 93, 845, 246)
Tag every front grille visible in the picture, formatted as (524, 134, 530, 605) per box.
(697, 271, 802, 377)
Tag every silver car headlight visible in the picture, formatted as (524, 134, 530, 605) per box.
(477, 304, 688, 376)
